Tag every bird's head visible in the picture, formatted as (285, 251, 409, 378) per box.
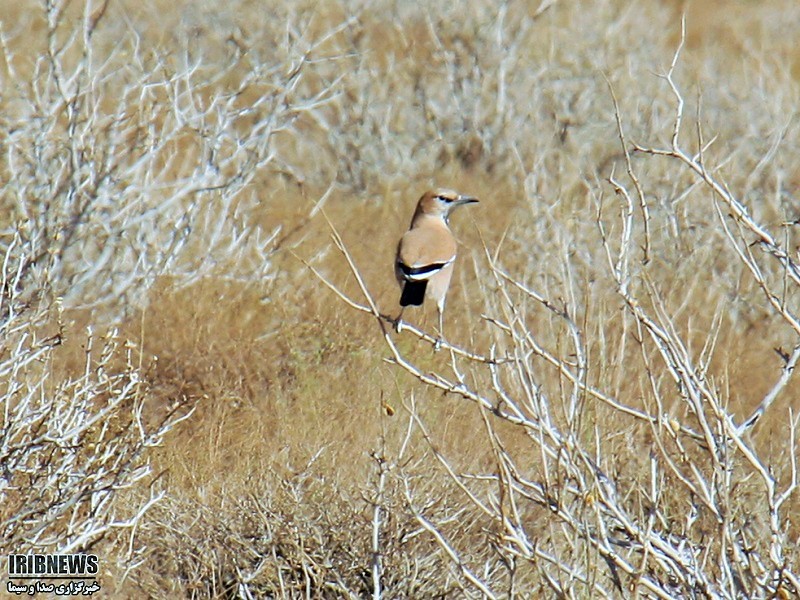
(417, 188, 479, 221)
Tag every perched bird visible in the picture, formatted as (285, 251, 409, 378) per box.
(394, 188, 478, 344)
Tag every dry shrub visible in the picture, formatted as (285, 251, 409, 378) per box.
(0, 231, 192, 558)
(2, 0, 800, 598)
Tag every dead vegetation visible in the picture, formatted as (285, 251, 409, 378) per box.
(2, 0, 800, 597)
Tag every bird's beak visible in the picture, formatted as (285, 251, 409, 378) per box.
(456, 195, 479, 205)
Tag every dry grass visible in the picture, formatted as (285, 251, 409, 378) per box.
(2, 0, 800, 597)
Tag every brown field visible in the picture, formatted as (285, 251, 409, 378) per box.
(2, 0, 800, 597)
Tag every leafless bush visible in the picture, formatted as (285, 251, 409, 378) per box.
(3, 0, 800, 596)
(0, 0, 352, 317)
(0, 0, 356, 565)
(131, 449, 487, 599)
(0, 228, 193, 556)
(324, 1, 582, 191)
(324, 22, 800, 600)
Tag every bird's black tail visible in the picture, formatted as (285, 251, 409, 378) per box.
(400, 280, 427, 307)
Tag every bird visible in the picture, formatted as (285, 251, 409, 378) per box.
(394, 188, 478, 346)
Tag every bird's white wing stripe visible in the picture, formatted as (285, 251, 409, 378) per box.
(398, 256, 455, 281)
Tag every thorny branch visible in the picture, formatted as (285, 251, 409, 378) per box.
(315, 20, 799, 597)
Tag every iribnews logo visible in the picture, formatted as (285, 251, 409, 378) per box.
(7, 554, 99, 579)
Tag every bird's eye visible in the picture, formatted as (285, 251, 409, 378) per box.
(437, 195, 452, 203)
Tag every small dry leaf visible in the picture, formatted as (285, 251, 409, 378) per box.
(668, 418, 681, 436)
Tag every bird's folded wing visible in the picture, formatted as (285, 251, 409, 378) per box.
(397, 257, 454, 281)
(396, 223, 457, 282)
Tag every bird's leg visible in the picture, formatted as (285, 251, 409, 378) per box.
(393, 307, 405, 333)
(434, 308, 444, 352)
